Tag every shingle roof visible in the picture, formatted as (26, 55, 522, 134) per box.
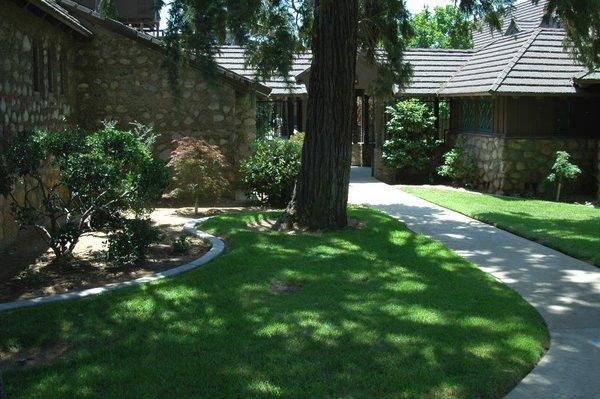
(472, 0, 549, 49)
(493, 29, 587, 94)
(439, 28, 589, 95)
(58, 1, 270, 95)
(440, 30, 535, 95)
(215, 46, 311, 96)
(399, 49, 473, 96)
(576, 70, 600, 83)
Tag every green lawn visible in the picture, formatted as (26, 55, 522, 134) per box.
(0, 208, 547, 399)
(403, 187, 600, 266)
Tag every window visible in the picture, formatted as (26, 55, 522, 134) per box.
(47, 46, 55, 95)
(479, 99, 493, 133)
(32, 40, 42, 94)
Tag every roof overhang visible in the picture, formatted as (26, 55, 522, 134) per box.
(58, 0, 271, 97)
(21, 0, 93, 37)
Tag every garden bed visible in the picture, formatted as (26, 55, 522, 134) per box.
(0, 208, 219, 303)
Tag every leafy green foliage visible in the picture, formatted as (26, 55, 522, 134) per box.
(382, 100, 442, 175)
(167, 138, 231, 214)
(437, 138, 477, 186)
(0, 124, 169, 258)
(240, 138, 302, 207)
(545, 150, 582, 201)
(107, 218, 163, 265)
(289, 131, 305, 146)
(171, 235, 191, 255)
(409, 5, 473, 49)
(542, 0, 600, 70)
(158, 0, 413, 97)
(97, 0, 119, 19)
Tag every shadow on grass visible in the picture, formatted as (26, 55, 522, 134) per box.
(470, 211, 600, 266)
(0, 209, 547, 399)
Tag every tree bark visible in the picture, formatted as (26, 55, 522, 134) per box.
(289, 0, 359, 230)
(0, 371, 8, 399)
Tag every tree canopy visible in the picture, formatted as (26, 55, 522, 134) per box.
(99, 0, 600, 229)
(409, 5, 473, 49)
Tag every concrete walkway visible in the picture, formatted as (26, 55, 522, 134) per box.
(348, 167, 600, 399)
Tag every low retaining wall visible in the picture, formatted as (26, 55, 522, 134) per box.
(458, 133, 598, 196)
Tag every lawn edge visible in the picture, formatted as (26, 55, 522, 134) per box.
(401, 187, 599, 267)
(0, 217, 225, 313)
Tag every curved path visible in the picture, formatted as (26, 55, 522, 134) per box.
(0, 217, 225, 313)
(349, 167, 600, 399)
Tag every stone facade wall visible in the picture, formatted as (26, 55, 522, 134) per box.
(502, 138, 597, 194)
(72, 16, 254, 167)
(372, 149, 396, 184)
(458, 133, 598, 196)
(459, 134, 505, 192)
(351, 143, 363, 166)
(0, 3, 78, 249)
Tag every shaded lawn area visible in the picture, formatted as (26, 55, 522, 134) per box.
(0, 208, 547, 399)
(402, 187, 600, 267)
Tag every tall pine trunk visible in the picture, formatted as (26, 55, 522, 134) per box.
(288, 0, 359, 230)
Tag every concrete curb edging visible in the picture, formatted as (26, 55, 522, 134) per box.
(0, 217, 225, 313)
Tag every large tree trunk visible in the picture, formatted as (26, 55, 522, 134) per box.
(289, 0, 359, 230)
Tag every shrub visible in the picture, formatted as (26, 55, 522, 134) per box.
(437, 139, 477, 186)
(167, 138, 231, 214)
(382, 99, 442, 177)
(107, 218, 163, 265)
(171, 235, 191, 255)
(289, 131, 305, 146)
(545, 151, 582, 202)
(0, 123, 169, 259)
(240, 138, 302, 207)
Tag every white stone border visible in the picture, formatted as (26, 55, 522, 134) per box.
(0, 217, 225, 313)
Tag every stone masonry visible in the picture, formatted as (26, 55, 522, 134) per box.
(72, 11, 256, 166)
(0, 3, 259, 249)
(0, 2, 78, 248)
(458, 133, 598, 196)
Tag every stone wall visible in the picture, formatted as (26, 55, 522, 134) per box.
(0, 2, 78, 249)
(351, 143, 363, 166)
(459, 134, 505, 192)
(502, 138, 597, 194)
(458, 133, 598, 196)
(72, 15, 254, 167)
(372, 149, 396, 184)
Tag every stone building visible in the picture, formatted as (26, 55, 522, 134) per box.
(392, 0, 600, 198)
(215, 0, 599, 199)
(0, 0, 270, 249)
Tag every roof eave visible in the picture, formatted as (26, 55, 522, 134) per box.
(27, 0, 93, 37)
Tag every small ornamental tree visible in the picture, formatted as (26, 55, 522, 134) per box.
(167, 138, 232, 214)
(546, 151, 582, 202)
(0, 123, 169, 259)
(382, 99, 442, 177)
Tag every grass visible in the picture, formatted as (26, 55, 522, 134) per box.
(402, 187, 600, 266)
(0, 208, 547, 399)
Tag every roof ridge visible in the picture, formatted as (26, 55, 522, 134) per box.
(489, 28, 542, 93)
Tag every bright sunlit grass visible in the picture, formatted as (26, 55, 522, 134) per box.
(403, 187, 600, 266)
(0, 208, 547, 398)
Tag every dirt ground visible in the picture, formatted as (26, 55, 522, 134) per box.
(0, 207, 250, 303)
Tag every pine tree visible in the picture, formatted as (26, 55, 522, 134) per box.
(157, 0, 599, 229)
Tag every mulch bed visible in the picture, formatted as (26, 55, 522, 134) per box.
(0, 224, 210, 303)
